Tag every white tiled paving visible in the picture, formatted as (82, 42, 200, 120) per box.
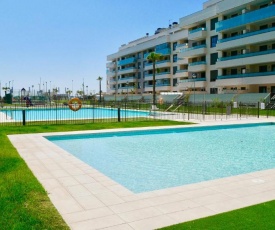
(8, 118, 275, 230)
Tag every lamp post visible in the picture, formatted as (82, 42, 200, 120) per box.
(192, 73, 197, 105)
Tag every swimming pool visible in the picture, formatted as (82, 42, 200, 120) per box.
(0, 107, 149, 121)
(47, 123, 275, 193)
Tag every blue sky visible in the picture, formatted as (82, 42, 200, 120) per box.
(0, 0, 205, 95)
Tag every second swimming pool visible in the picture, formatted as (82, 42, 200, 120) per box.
(47, 123, 275, 193)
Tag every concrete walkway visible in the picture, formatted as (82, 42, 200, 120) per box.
(8, 118, 275, 230)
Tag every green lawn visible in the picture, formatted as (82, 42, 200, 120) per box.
(160, 201, 275, 230)
(1, 120, 274, 229)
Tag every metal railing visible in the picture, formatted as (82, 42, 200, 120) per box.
(0, 99, 274, 126)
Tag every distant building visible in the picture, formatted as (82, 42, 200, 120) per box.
(106, 0, 275, 96)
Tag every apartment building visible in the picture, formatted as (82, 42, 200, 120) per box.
(106, 0, 275, 97)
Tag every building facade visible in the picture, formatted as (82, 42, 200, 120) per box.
(106, 0, 275, 96)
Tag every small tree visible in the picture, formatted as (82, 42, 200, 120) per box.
(146, 52, 163, 107)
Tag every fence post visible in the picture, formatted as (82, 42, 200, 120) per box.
(257, 102, 260, 118)
(22, 110, 26, 126)
(118, 107, 121, 122)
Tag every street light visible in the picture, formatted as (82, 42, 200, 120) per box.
(192, 73, 197, 105)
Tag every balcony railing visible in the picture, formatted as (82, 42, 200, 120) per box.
(218, 49, 275, 62)
(118, 67, 137, 72)
(216, 4, 275, 32)
(145, 83, 171, 87)
(145, 72, 171, 77)
(179, 78, 206, 83)
(180, 44, 206, 53)
(118, 76, 136, 81)
(218, 26, 275, 44)
(188, 61, 206, 66)
(118, 57, 136, 66)
(217, 71, 275, 80)
(189, 27, 206, 34)
(176, 69, 188, 73)
(145, 60, 171, 66)
(176, 43, 188, 49)
(155, 48, 171, 56)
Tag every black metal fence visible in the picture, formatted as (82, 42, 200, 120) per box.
(0, 100, 274, 126)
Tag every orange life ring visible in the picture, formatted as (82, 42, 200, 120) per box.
(68, 98, 82, 111)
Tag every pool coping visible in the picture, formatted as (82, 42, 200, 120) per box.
(8, 118, 275, 230)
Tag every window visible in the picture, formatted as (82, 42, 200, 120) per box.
(231, 32, 238, 37)
(173, 54, 177, 62)
(259, 45, 268, 51)
(210, 88, 218, 94)
(272, 64, 275, 71)
(259, 4, 268, 9)
(272, 44, 275, 49)
(138, 62, 141, 69)
(272, 22, 275, 27)
(210, 70, 218, 82)
(260, 24, 268, 30)
(211, 35, 218, 48)
(210, 53, 218, 65)
(210, 17, 218, 31)
(259, 65, 268, 72)
(173, 79, 177, 86)
(231, 13, 238, 18)
(231, 50, 238, 56)
(231, 69, 238, 75)
(259, 86, 267, 93)
(173, 42, 177, 51)
(173, 66, 177, 75)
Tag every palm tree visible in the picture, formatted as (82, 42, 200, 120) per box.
(146, 52, 163, 108)
(97, 76, 103, 102)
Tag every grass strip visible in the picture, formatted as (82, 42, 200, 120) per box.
(160, 200, 275, 230)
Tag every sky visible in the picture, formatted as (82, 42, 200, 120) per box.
(0, 0, 206, 96)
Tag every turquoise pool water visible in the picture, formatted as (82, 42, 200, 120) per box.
(1, 108, 148, 121)
(47, 123, 275, 193)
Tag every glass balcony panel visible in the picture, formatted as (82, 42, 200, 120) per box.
(217, 71, 275, 79)
(189, 27, 207, 34)
(216, 5, 275, 32)
(118, 57, 136, 66)
(218, 27, 275, 44)
(218, 49, 275, 62)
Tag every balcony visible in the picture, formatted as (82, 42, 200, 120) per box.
(177, 57, 188, 65)
(179, 44, 207, 58)
(188, 27, 207, 40)
(216, 71, 275, 86)
(144, 60, 171, 70)
(216, 4, 275, 32)
(144, 83, 171, 92)
(178, 78, 206, 89)
(144, 72, 171, 80)
(106, 62, 116, 68)
(118, 57, 136, 66)
(106, 70, 116, 77)
(117, 67, 137, 75)
(217, 27, 275, 50)
(188, 61, 207, 72)
(216, 49, 275, 68)
(175, 69, 188, 78)
(118, 76, 137, 83)
(155, 48, 171, 56)
(176, 43, 188, 52)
